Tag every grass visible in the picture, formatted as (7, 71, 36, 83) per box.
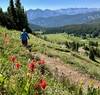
(41, 33, 100, 80)
(0, 26, 100, 95)
(26, 30, 100, 81)
(0, 27, 71, 95)
(43, 33, 100, 48)
(43, 33, 86, 44)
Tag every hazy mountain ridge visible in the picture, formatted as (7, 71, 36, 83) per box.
(27, 8, 100, 27)
(27, 8, 100, 20)
(29, 12, 100, 27)
(88, 18, 100, 24)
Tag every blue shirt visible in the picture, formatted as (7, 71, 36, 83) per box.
(20, 32, 29, 41)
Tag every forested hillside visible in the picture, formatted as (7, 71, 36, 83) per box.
(0, 0, 31, 32)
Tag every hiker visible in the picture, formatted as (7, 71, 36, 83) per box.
(20, 28, 30, 47)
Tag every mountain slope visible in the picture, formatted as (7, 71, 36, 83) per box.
(29, 23, 42, 30)
(0, 26, 72, 95)
(88, 18, 100, 24)
(30, 11, 100, 27)
(0, 26, 100, 94)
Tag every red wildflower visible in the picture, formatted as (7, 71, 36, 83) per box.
(38, 59, 45, 65)
(28, 62, 35, 72)
(39, 79, 47, 90)
(15, 63, 21, 70)
(9, 55, 16, 63)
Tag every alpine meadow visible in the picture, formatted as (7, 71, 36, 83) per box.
(0, 0, 100, 95)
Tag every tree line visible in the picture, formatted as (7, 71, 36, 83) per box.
(43, 24, 100, 38)
(0, 0, 31, 33)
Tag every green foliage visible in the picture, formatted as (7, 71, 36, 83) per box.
(0, 8, 15, 29)
(93, 47, 100, 58)
(65, 41, 80, 52)
(7, 0, 17, 24)
(44, 24, 100, 38)
(89, 47, 95, 61)
(89, 41, 98, 47)
(0, 0, 31, 33)
(15, 0, 29, 31)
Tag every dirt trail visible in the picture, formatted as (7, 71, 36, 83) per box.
(32, 52, 100, 88)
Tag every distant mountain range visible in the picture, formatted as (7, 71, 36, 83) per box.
(88, 18, 100, 24)
(27, 8, 100, 28)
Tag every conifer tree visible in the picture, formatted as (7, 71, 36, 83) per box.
(7, 0, 17, 28)
(15, 0, 29, 31)
(0, 8, 4, 26)
(0, 8, 8, 27)
(0, 0, 31, 32)
(89, 47, 95, 61)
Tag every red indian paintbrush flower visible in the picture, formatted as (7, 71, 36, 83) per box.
(15, 63, 21, 70)
(28, 62, 35, 72)
(38, 59, 45, 65)
(39, 79, 47, 90)
(9, 55, 17, 63)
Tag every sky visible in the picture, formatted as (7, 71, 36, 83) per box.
(0, 0, 100, 11)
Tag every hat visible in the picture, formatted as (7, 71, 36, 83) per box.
(23, 28, 25, 32)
